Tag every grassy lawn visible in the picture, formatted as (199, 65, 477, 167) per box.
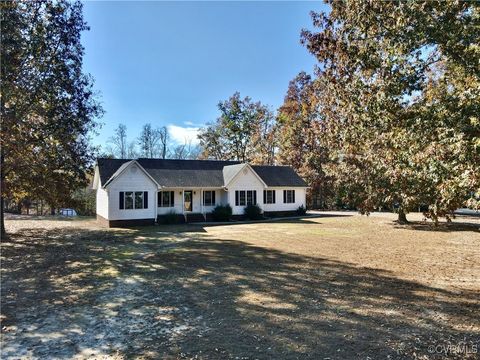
(1, 213, 479, 359)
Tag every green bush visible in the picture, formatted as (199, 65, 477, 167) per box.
(211, 204, 232, 222)
(296, 205, 307, 216)
(244, 204, 263, 220)
(163, 210, 180, 224)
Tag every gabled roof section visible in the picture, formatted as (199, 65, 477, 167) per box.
(222, 164, 246, 187)
(97, 158, 131, 186)
(99, 159, 160, 188)
(223, 163, 267, 188)
(103, 160, 135, 187)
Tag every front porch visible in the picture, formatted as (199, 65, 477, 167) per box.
(156, 187, 227, 222)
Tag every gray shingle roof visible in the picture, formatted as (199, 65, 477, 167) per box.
(97, 158, 131, 186)
(96, 158, 307, 188)
(251, 165, 308, 187)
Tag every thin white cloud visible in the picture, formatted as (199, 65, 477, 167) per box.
(184, 120, 195, 126)
(168, 124, 200, 145)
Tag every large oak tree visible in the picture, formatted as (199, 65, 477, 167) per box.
(300, 1, 479, 223)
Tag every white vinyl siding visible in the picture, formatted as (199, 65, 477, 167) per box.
(96, 184, 109, 219)
(107, 163, 157, 220)
(228, 166, 265, 215)
(262, 188, 306, 213)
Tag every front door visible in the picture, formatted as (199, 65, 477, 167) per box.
(184, 191, 193, 212)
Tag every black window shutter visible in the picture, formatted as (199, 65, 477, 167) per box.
(144, 191, 148, 208)
(292, 190, 295, 203)
(235, 191, 239, 206)
(273, 190, 276, 204)
(158, 192, 162, 207)
(253, 191, 257, 205)
(283, 190, 286, 203)
(263, 190, 266, 204)
(170, 191, 174, 207)
(119, 192, 124, 209)
(212, 191, 216, 205)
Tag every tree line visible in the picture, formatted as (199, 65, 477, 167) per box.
(103, 123, 200, 160)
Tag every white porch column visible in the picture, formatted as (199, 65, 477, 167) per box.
(201, 188, 203, 215)
(154, 189, 158, 222)
(181, 189, 184, 214)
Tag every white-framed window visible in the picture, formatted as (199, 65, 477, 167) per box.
(283, 190, 295, 204)
(125, 191, 134, 209)
(158, 191, 174, 207)
(237, 190, 246, 206)
(263, 190, 276, 204)
(134, 192, 144, 209)
(120, 191, 148, 209)
(235, 190, 257, 206)
(203, 191, 216, 206)
(246, 190, 254, 205)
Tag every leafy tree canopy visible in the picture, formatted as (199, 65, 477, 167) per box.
(198, 92, 276, 164)
(0, 0, 103, 233)
(300, 0, 479, 222)
(276, 72, 331, 207)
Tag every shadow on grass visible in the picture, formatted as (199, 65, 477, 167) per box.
(1, 226, 479, 359)
(393, 220, 480, 233)
(4, 214, 96, 222)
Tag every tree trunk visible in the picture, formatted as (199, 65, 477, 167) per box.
(1, 195, 5, 238)
(397, 208, 408, 224)
(1, 101, 6, 237)
(50, 206, 55, 216)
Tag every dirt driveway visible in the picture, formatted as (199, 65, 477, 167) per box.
(1, 212, 479, 359)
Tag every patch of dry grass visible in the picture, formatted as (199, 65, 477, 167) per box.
(1, 212, 479, 359)
(200, 212, 480, 292)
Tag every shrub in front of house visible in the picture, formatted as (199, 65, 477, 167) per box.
(211, 204, 232, 222)
(163, 210, 180, 224)
(296, 205, 307, 216)
(244, 204, 263, 220)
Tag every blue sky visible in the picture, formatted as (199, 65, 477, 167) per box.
(82, 1, 327, 148)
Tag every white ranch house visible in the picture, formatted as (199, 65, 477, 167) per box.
(93, 158, 307, 227)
